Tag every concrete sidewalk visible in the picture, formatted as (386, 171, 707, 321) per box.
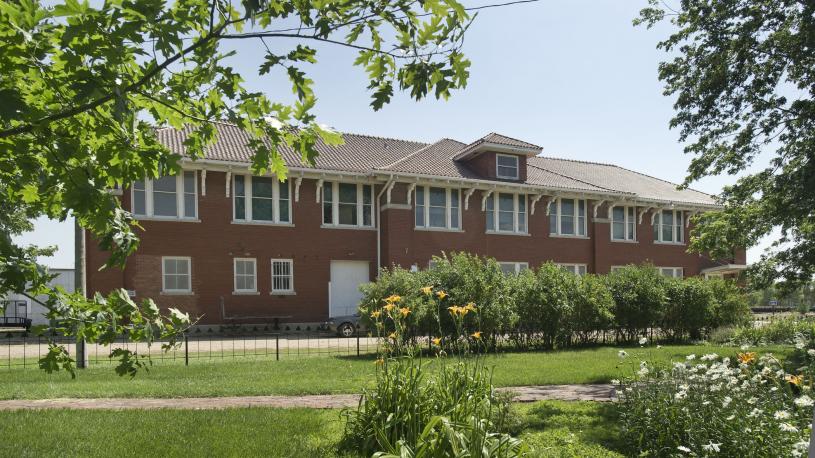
(0, 384, 615, 410)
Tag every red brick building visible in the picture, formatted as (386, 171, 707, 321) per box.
(86, 123, 746, 326)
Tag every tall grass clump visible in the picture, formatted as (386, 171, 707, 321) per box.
(342, 286, 528, 457)
(616, 350, 812, 456)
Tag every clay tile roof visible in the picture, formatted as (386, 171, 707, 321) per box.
(156, 122, 428, 173)
(155, 123, 716, 206)
(527, 157, 715, 206)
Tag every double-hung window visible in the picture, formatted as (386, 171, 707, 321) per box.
(557, 263, 588, 276)
(549, 198, 587, 236)
(496, 154, 519, 180)
(653, 210, 684, 243)
(132, 171, 197, 219)
(659, 267, 684, 278)
(611, 206, 636, 241)
(499, 262, 528, 275)
(271, 259, 294, 293)
(162, 256, 191, 293)
(322, 182, 374, 227)
(233, 258, 257, 293)
(414, 186, 461, 230)
(233, 175, 291, 224)
(486, 193, 527, 234)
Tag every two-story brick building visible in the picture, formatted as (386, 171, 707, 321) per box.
(86, 122, 746, 326)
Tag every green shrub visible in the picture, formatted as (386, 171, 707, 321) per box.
(569, 274, 615, 344)
(513, 263, 575, 349)
(708, 278, 752, 328)
(424, 253, 517, 338)
(662, 277, 715, 341)
(617, 352, 812, 457)
(605, 265, 667, 341)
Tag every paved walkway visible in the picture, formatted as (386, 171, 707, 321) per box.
(0, 384, 615, 411)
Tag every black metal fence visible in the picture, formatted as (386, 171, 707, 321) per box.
(0, 331, 381, 370)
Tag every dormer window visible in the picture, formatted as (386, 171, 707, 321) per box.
(496, 154, 519, 180)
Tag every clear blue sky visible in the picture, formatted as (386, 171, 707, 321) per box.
(17, 0, 776, 268)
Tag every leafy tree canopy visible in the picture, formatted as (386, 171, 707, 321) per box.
(0, 0, 474, 374)
(636, 0, 815, 290)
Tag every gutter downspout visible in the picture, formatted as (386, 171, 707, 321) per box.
(376, 175, 396, 279)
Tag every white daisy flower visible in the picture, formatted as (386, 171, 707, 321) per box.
(702, 442, 721, 452)
(686, 354, 696, 361)
(677, 445, 691, 453)
(780, 423, 799, 433)
(794, 395, 814, 408)
(639, 337, 648, 345)
(773, 410, 791, 420)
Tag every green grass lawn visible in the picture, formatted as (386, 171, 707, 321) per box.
(0, 401, 622, 457)
(0, 344, 790, 400)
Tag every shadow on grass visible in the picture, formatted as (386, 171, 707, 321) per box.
(520, 401, 626, 454)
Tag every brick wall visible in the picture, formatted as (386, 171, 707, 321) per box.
(86, 172, 741, 325)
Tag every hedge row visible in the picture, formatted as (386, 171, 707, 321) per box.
(358, 252, 751, 348)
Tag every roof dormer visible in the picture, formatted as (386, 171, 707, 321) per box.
(453, 133, 541, 182)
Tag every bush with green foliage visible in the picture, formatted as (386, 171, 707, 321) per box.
(604, 265, 667, 341)
(569, 274, 615, 344)
(513, 263, 575, 349)
(662, 277, 715, 341)
(708, 278, 752, 328)
(360, 254, 749, 348)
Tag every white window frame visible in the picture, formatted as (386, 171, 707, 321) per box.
(233, 258, 258, 294)
(271, 259, 295, 294)
(131, 171, 198, 220)
(610, 265, 627, 273)
(321, 182, 374, 228)
(549, 198, 588, 237)
(610, 205, 637, 241)
(659, 267, 684, 278)
(653, 210, 684, 244)
(498, 262, 529, 275)
(495, 154, 520, 180)
(556, 263, 588, 276)
(414, 186, 462, 231)
(161, 256, 192, 293)
(486, 192, 527, 234)
(232, 175, 292, 224)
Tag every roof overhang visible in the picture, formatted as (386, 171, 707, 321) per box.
(700, 264, 748, 275)
(453, 142, 542, 161)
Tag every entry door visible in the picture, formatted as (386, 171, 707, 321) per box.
(329, 261, 370, 317)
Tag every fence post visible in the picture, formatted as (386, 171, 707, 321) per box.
(275, 334, 279, 361)
(76, 338, 88, 369)
(356, 330, 360, 357)
(184, 335, 189, 366)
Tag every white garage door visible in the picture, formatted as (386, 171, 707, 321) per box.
(329, 261, 370, 317)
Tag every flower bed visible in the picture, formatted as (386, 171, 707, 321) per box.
(616, 350, 812, 456)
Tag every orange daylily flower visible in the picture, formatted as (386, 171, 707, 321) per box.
(464, 302, 476, 312)
(471, 331, 482, 340)
(383, 303, 396, 312)
(448, 305, 460, 316)
(399, 307, 411, 317)
(385, 294, 402, 303)
(436, 291, 448, 300)
(420, 286, 433, 295)
(388, 332, 397, 340)
(786, 374, 804, 386)
(370, 310, 382, 319)
(432, 337, 441, 346)
(738, 352, 757, 364)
